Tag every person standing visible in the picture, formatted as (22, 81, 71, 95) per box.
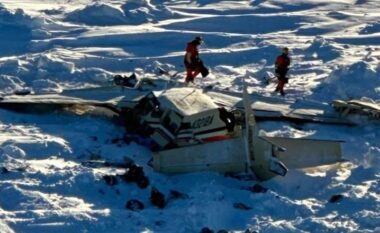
(274, 47, 291, 96)
(184, 36, 208, 83)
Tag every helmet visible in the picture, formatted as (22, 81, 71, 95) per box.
(194, 36, 203, 45)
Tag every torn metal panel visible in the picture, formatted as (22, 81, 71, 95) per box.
(333, 99, 380, 118)
(249, 136, 283, 180)
(262, 136, 343, 169)
(207, 91, 355, 125)
(155, 88, 219, 116)
(153, 137, 246, 173)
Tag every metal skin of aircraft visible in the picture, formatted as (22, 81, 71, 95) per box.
(0, 80, 344, 181)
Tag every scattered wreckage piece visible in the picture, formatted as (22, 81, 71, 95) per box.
(332, 99, 380, 119)
(132, 88, 238, 149)
(150, 87, 343, 181)
(0, 84, 346, 180)
(0, 85, 146, 114)
(153, 137, 247, 174)
(152, 131, 343, 180)
(206, 91, 355, 126)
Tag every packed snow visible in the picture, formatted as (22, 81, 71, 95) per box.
(0, 0, 379, 232)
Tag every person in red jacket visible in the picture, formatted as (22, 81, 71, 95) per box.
(184, 36, 208, 83)
(274, 47, 291, 96)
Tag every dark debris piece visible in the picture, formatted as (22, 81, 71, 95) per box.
(150, 187, 166, 209)
(126, 199, 144, 211)
(244, 229, 258, 233)
(0, 167, 9, 174)
(169, 190, 189, 200)
(329, 194, 344, 203)
(154, 220, 165, 226)
(122, 164, 145, 183)
(248, 184, 268, 193)
(137, 176, 150, 189)
(233, 202, 252, 210)
(103, 175, 118, 186)
(98, 189, 105, 195)
(200, 227, 214, 233)
(224, 172, 256, 181)
(217, 230, 229, 233)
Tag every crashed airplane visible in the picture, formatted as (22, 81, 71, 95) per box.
(0, 78, 345, 180)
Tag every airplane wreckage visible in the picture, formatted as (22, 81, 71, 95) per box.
(0, 75, 351, 180)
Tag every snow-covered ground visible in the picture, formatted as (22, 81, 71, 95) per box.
(0, 0, 379, 232)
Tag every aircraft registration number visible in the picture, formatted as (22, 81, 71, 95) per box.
(192, 115, 214, 129)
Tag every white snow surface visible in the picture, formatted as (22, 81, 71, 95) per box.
(0, 0, 380, 232)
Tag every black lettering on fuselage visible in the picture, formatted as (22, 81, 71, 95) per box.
(192, 115, 214, 129)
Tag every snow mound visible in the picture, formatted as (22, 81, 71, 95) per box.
(0, 221, 14, 233)
(316, 61, 380, 101)
(192, 0, 221, 6)
(0, 59, 28, 77)
(326, 11, 351, 20)
(121, 0, 174, 24)
(0, 6, 35, 56)
(0, 145, 26, 159)
(250, 0, 325, 13)
(65, 3, 127, 26)
(0, 5, 33, 28)
(64, 0, 174, 26)
(363, 146, 380, 168)
(0, 75, 25, 95)
(360, 23, 380, 34)
(304, 37, 341, 61)
(32, 79, 62, 93)
(36, 54, 75, 78)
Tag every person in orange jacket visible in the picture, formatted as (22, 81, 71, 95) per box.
(184, 36, 209, 83)
(274, 47, 291, 96)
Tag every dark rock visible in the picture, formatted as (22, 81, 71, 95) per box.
(122, 164, 144, 183)
(233, 202, 252, 210)
(111, 138, 122, 144)
(126, 199, 144, 211)
(244, 230, 257, 233)
(0, 167, 9, 174)
(205, 85, 214, 90)
(123, 157, 135, 168)
(200, 227, 214, 233)
(150, 187, 166, 208)
(217, 230, 229, 233)
(103, 175, 118, 186)
(329, 194, 344, 203)
(155, 220, 165, 226)
(224, 173, 256, 181)
(137, 176, 150, 189)
(248, 184, 268, 193)
(169, 190, 189, 200)
(98, 189, 105, 195)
